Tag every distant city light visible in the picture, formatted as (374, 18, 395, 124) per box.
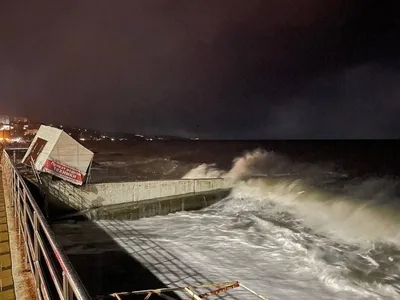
(11, 137, 23, 142)
(0, 125, 11, 130)
(0, 114, 173, 144)
(0, 137, 11, 142)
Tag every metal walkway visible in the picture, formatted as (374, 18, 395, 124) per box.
(0, 170, 15, 300)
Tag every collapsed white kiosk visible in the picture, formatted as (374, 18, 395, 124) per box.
(22, 125, 94, 186)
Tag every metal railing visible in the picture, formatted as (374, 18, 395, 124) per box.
(106, 280, 268, 299)
(1, 149, 91, 300)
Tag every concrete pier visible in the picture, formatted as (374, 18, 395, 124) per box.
(86, 188, 230, 220)
(35, 176, 233, 221)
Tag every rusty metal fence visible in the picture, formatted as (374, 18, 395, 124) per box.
(106, 281, 268, 300)
(1, 149, 91, 300)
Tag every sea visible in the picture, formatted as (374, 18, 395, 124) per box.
(51, 140, 400, 300)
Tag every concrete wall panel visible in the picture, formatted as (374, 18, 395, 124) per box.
(42, 177, 233, 211)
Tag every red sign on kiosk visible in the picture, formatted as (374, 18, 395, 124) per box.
(43, 159, 84, 185)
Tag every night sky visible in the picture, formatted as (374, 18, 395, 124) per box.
(1, 1, 399, 139)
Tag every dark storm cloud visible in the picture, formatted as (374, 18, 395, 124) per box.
(0, 1, 399, 138)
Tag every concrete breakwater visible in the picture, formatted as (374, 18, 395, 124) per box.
(86, 189, 230, 220)
(31, 175, 233, 220)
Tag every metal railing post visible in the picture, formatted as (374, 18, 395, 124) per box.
(33, 211, 40, 290)
(63, 272, 72, 300)
(11, 170, 15, 207)
(14, 171, 17, 207)
(16, 179, 21, 235)
(23, 189, 29, 262)
(33, 212, 39, 261)
(34, 261, 41, 297)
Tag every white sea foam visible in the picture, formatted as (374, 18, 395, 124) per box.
(184, 149, 400, 247)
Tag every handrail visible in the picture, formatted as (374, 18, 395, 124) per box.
(106, 280, 268, 299)
(1, 149, 91, 300)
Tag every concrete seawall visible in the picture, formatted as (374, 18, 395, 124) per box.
(33, 176, 233, 220)
(86, 189, 230, 220)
